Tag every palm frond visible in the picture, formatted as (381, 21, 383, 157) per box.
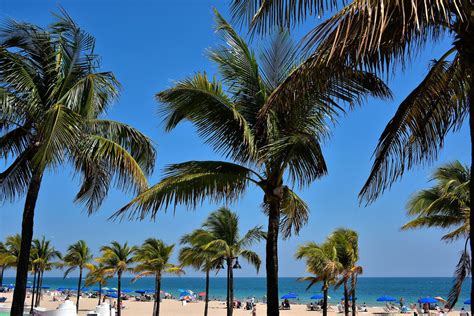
(360, 53, 467, 203)
(113, 161, 258, 220)
(279, 187, 310, 239)
(447, 246, 471, 309)
(240, 249, 261, 272)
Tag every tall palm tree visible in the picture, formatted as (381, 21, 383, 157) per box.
(98, 241, 136, 316)
(114, 10, 390, 316)
(30, 237, 61, 310)
(329, 229, 361, 316)
(179, 230, 219, 316)
(63, 240, 93, 312)
(232, 0, 474, 311)
(0, 241, 13, 287)
(198, 208, 263, 316)
(0, 11, 156, 315)
(402, 161, 470, 307)
(295, 241, 342, 316)
(133, 238, 183, 316)
(85, 263, 110, 306)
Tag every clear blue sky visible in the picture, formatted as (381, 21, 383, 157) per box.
(0, 0, 469, 278)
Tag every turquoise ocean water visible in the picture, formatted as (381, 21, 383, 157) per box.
(2, 277, 470, 307)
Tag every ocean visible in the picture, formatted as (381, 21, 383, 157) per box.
(2, 277, 470, 307)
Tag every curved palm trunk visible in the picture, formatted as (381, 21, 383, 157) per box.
(11, 170, 43, 316)
(266, 199, 280, 316)
(322, 282, 328, 316)
(351, 275, 356, 316)
(117, 271, 122, 316)
(153, 274, 161, 316)
(76, 267, 83, 312)
(30, 269, 38, 314)
(204, 269, 210, 316)
(343, 280, 349, 316)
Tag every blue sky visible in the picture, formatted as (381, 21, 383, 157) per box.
(0, 0, 469, 278)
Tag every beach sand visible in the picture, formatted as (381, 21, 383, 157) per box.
(0, 292, 453, 315)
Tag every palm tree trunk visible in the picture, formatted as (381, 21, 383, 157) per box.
(117, 271, 122, 316)
(36, 270, 44, 306)
(155, 275, 161, 316)
(226, 258, 233, 316)
(343, 280, 349, 316)
(229, 262, 234, 316)
(30, 269, 37, 314)
(204, 269, 210, 316)
(266, 198, 280, 316)
(323, 283, 328, 316)
(76, 267, 83, 312)
(98, 283, 102, 306)
(11, 170, 43, 316)
(0, 266, 4, 287)
(351, 275, 356, 316)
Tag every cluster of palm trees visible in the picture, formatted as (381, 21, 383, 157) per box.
(0, 235, 180, 316)
(0, 207, 263, 316)
(1, 0, 473, 315)
(296, 228, 361, 316)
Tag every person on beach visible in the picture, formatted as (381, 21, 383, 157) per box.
(460, 307, 469, 316)
(252, 305, 257, 316)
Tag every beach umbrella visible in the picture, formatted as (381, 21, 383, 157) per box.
(418, 297, 438, 304)
(135, 290, 146, 294)
(81, 287, 90, 292)
(107, 293, 119, 298)
(377, 296, 397, 302)
(310, 294, 324, 300)
(464, 299, 471, 305)
(92, 287, 102, 292)
(122, 288, 132, 293)
(106, 289, 117, 293)
(112, 288, 118, 291)
(198, 292, 206, 297)
(102, 287, 110, 291)
(435, 296, 447, 304)
(281, 293, 298, 299)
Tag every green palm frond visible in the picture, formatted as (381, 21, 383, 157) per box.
(157, 72, 256, 163)
(113, 161, 258, 220)
(360, 53, 467, 203)
(279, 187, 310, 239)
(240, 249, 261, 272)
(448, 245, 471, 309)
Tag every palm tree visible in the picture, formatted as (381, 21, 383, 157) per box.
(329, 229, 362, 316)
(114, 10, 390, 316)
(296, 241, 342, 316)
(98, 241, 136, 316)
(232, 0, 474, 311)
(0, 12, 156, 314)
(179, 230, 219, 316)
(85, 263, 110, 305)
(63, 240, 93, 312)
(133, 238, 183, 316)
(198, 208, 263, 316)
(30, 237, 61, 311)
(0, 235, 21, 290)
(401, 161, 470, 307)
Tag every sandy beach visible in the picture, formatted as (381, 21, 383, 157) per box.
(0, 292, 458, 316)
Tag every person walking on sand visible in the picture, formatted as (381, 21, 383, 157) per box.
(252, 305, 257, 316)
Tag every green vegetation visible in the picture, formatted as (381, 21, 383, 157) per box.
(402, 161, 470, 307)
(133, 238, 183, 316)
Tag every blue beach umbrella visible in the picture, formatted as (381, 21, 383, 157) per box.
(107, 293, 119, 298)
(92, 288, 102, 292)
(102, 287, 110, 291)
(281, 293, 298, 299)
(464, 299, 471, 305)
(418, 298, 438, 304)
(377, 296, 397, 302)
(135, 290, 146, 294)
(310, 294, 324, 300)
(106, 289, 117, 293)
(121, 288, 132, 293)
(81, 287, 90, 292)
